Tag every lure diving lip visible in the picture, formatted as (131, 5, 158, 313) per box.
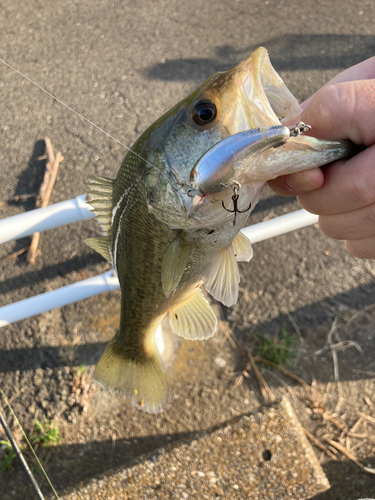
(189, 125, 290, 196)
(187, 124, 307, 219)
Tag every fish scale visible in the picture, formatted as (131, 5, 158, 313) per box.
(114, 155, 174, 345)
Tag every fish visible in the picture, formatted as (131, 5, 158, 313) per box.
(86, 47, 353, 413)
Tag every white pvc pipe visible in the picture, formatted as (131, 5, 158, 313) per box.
(0, 209, 318, 328)
(0, 195, 93, 244)
(242, 209, 318, 243)
(0, 193, 318, 246)
(0, 271, 119, 328)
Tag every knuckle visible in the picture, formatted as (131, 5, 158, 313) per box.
(315, 85, 340, 133)
(345, 240, 372, 260)
(296, 194, 319, 215)
(350, 175, 375, 207)
(366, 203, 375, 227)
(318, 216, 342, 240)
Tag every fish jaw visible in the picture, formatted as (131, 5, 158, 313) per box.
(185, 48, 354, 223)
(146, 47, 353, 231)
(144, 47, 305, 230)
(243, 135, 355, 183)
(229, 46, 354, 179)
(233, 47, 303, 130)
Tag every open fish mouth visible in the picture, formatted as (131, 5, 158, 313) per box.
(145, 47, 353, 230)
(238, 47, 303, 130)
(186, 48, 353, 222)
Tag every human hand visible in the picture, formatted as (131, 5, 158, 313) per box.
(268, 56, 375, 259)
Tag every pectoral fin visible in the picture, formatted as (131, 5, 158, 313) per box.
(232, 232, 253, 262)
(204, 246, 239, 307)
(169, 289, 217, 340)
(161, 232, 193, 298)
(85, 236, 112, 262)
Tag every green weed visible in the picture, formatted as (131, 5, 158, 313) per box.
(30, 419, 61, 448)
(0, 418, 61, 473)
(76, 364, 86, 376)
(0, 440, 18, 472)
(256, 325, 296, 368)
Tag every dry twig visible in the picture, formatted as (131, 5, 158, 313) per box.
(221, 323, 275, 403)
(352, 369, 375, 378)
(303, 428, 338, 461)
(287, 313, 304, 367)
(220, 323, 237, 349)
(359, 413, 375, 425)
(266, 370, 296, 402)
(0, 384, 29, 410)
(364, 396, 374, 407)
(247, 350, 275, 403)
(325, 438, 375, 474)
(328, 316, 340, 382)
(287, 313, 305, 346)
(315, 340, 364, 356)
(28, 138, 63, 264)
(254, 357, 321, 399)
(1, 247, 27, 262)
(346, 303, 375, 327)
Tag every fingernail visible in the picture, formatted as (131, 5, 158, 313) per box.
(284, 172, 319, 192)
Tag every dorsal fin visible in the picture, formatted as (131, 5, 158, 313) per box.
(86, 176, 114, 234)
(168, 289, 217, 340)
(204, 246, 240, 307)
(85, 236, 112, 262)
(161, 232, 193, 298)
(232, 232, 253, 262)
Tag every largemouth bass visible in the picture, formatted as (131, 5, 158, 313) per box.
(86, 47, 352, 413)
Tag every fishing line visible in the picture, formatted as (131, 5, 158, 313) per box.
(0, 57, 181, 190)
(0, 386, 60, 499)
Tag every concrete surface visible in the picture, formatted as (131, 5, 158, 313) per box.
(57, 399, 330, 500)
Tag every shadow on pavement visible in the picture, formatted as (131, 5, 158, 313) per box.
(145, 34, 375, 82)
(1, 418, 375, 499)
(1, 281, 375, 381)
(0, 253, 105, 296)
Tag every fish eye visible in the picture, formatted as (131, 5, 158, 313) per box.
(192, 99, 217, 125)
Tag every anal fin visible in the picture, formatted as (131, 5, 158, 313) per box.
(85, 236, 112, 262)
(169, 289, 217, 340)
(232, 231, 253, 262)
(204, 246, 239, 307)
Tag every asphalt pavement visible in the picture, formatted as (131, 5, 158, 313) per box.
(1, 0, 375, 498)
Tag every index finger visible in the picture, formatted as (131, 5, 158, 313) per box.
(297, 144, 375, 215)
(299, 79, 375, 146)
(300, 56, 375, 110)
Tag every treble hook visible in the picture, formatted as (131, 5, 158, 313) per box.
(222, 183, 252, 226)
